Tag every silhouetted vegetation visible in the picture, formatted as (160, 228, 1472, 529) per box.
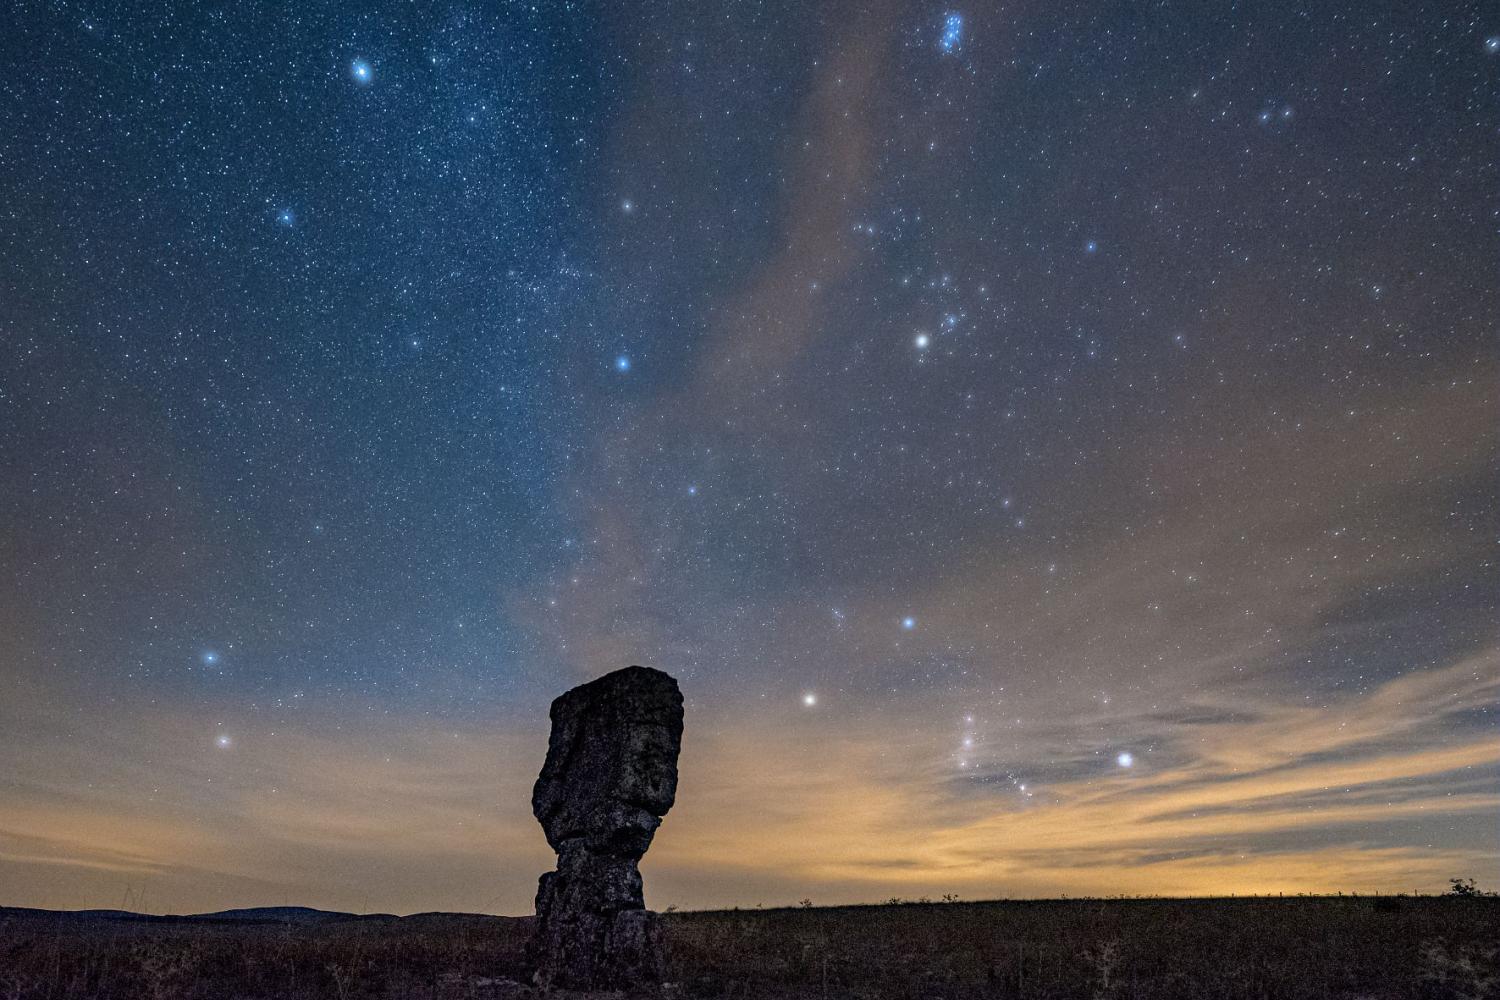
(2, 895, 1498, 998)
(1446, 878, 1496, 899)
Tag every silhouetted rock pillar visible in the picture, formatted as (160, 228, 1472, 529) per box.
(529, 665, 684, 989)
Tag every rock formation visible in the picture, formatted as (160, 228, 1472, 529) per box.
(529, 665, 684, 989)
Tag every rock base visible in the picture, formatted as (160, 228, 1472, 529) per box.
(529, 875, 664, 989)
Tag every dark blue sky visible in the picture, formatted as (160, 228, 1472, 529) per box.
(0, 2, 1495, 913)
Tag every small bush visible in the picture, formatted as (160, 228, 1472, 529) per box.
(1446, 878, 1496, 899)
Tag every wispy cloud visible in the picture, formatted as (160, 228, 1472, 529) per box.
(656, 650, 1498, 901)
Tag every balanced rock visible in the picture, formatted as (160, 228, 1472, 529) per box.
(529, 665, 684, 989)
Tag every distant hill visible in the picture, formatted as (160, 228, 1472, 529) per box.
(0, 905, 420, 925)
(0, 907, 156, 923)
(0, 907, 149, 922)
(190, 906, 379, 924)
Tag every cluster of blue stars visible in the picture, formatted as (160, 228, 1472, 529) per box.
(939, 13, 963, 53)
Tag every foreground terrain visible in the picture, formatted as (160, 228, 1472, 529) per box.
(1, 897, 1496, 999)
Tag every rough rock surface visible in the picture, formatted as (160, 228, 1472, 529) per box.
(528, 665, 684, 989)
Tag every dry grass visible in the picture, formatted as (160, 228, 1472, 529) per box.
(0, 912, 532, 1000)
(1, 897, 1496, 999)
(666, 897, 1500, 999)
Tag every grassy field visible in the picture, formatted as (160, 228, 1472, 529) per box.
(1, 896, 1496, 999)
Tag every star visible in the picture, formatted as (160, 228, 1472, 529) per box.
(215, 734, 232, 749)
(901, 616, 917, 630)
(1116, 752, 1134, 768)
(1486, 37, 1500, 54)
(1085, 239, 1099, 254)
(351, 59, 373, 84)
(201, 651, 219, 666)
(914, 333, 930, 349)
(614, 354, 631, 372)
(802, 692, 817, 707)
(276, 208, 294, 227)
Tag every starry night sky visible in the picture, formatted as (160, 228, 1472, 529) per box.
(1, 2, 1496, 915)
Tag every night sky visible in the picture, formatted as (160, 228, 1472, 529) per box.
(1, 2, 1496, 915)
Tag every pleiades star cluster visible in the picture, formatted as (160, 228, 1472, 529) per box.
(0, 2, 1494, 914)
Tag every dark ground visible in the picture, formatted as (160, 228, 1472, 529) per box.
(1, 897, 1496, 999)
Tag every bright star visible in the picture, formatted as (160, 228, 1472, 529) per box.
(614, 354, 631, 372)
(1486, 37, 1499, 54)
(940, 13, 963, 53)
(351, 59, 372, 84)
(621, 199, 635, 213)
(802, 692, 817, 707)
(914, 333, 930, 349)
(202, 651, 219, 666)
(1117, 752, 1134, 768)
(276, 209, 294, 226)
(1085, 239, 1098, 253)
(215, 734, 232, 749)
(901, 616, 916, 630)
